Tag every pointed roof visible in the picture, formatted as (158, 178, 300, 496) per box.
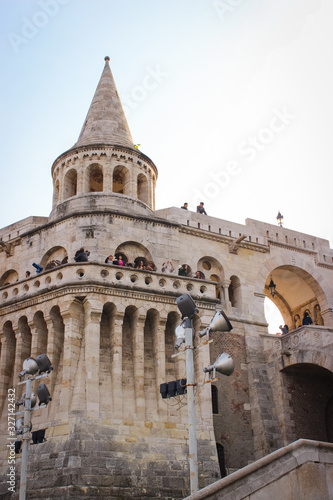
(73, 57, 134, 150)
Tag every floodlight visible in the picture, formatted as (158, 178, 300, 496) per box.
(199, 311, 233, 338)
(176, 294, 198, 319)
(35, 354, 53, 374)
(203, 352, 234, 378)
(15, 418, 32, 435)
(37, 384, 52, 405)
(19, 358, 39, 380)
(15, 418, 24, 435)
(175, 323, 186, 350)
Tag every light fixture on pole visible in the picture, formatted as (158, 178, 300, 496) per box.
(203, 352, 235, 380)
(268, 276, 277, 298)
(276, 211, 284, 227)
(174, 294, 234, 495)
(198, 311, 233, 340)
(17, 354, 53, 500)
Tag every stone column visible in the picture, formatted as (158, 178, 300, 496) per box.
(111, 310, 124, 419)
(13, 327, 24, 397)
(155, 315, 167, 415)
(76, 158, 85, 195)
(59, 300, 84, 417)
(322, 308, 333, 328)
(83, 298, 103, 417)
(104, 156, 113, 192)
(44, 314, 57, 392)
(221, 279, 231, 306)
(133, 313, 146, 418)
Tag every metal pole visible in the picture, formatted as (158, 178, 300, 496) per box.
(19, 378, 32, 500)
(184, 317, 198, 494)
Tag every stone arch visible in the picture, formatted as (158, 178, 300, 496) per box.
(0, 321, 16, 412)
(262, 265, 329, 328)
(32, 310, 48, 357)
(165, 311, 180, 381)
(63, 168, 77, 200)
(229, 275, 241, 308)
(115, 241, 153, 267)
(113, 165, 130, 195)
(197, 256, 224, 281)
(144, 308, 160, 419)
(48, 305, 65, 390)
(0, 269, 19, 287)
(122, 305, 138, 418)
(41, 246, 68, 268)
(88, 163, 103, 192)
(137, 173, 148, 205)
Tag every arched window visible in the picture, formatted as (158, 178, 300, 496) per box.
(211, 385, 218, 414)
(88, 164, 103, 192)
(63, 169, 77, 199)
(137, 173, 148, 204)
(0, 269, 19, 287)
(113, 166, 129, 194)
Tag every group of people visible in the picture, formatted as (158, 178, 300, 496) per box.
(279, 311, 313, 335)
(177, 264, 203, 279)
(181, 201, 207, 215)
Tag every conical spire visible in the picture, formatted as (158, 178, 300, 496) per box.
(73, 57, 134, 149)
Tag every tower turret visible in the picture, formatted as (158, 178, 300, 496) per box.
(50, 57, 157, 220)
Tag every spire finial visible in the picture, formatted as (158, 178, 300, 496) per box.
(104, 56, 110, 62)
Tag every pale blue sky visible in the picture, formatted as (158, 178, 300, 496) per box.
(1, 0, 332, 330)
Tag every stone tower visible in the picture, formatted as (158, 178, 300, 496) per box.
(0, 57, 333, 500)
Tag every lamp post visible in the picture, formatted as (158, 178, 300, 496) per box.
(16, 355, 53, 500)
(175, 294, 233, 495)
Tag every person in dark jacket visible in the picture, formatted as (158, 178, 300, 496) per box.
(74, 248, 90, 262)
(196, 202, 207, 215)
(302, 311, 313, 325)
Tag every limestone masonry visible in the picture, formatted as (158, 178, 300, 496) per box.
(0, 57, 332, 499)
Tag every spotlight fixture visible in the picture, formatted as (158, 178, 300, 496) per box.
(203, 352, 235, 379)
(199, 311, 233, 338)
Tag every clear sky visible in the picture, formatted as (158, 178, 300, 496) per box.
(1, 0, 332, 330)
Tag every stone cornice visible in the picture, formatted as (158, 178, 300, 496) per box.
(180, 227, 270, 253)
(0, 282, 218, 317)
(51, 144, 158, 178)
(268, 239, 317, 256)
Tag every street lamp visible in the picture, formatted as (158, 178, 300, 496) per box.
(268, 276, 277, 298)
(175, 294, 234, 495)
(16, 354, 53, 500)
(276, 211, 284, 227)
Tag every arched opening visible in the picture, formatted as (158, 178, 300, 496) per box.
(113, 166, 130, 195)
(100, 302, 116, 412)
(88, 163, 103, 192)
(41, 246, 68, 269)
(0, 269, 19, 287)
(264, 297, 284, 334)
(115, 241, 153, 269)
(137, 173, 148, 204)
(211, 385, 218, 414)
(264, 266, 327, 331)
(63, 169, 77, 200)
(144, 309, 160, 419)
(122, 305, 138, 418)
(282, 363, 333, 443)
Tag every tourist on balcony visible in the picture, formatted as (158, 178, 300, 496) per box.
(181, 203, 188, 210)
(74, 248, 90, 262)
(279, 325, 289, 335)
(162, 261, 174, 274)
(302, 311, 313, 325)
